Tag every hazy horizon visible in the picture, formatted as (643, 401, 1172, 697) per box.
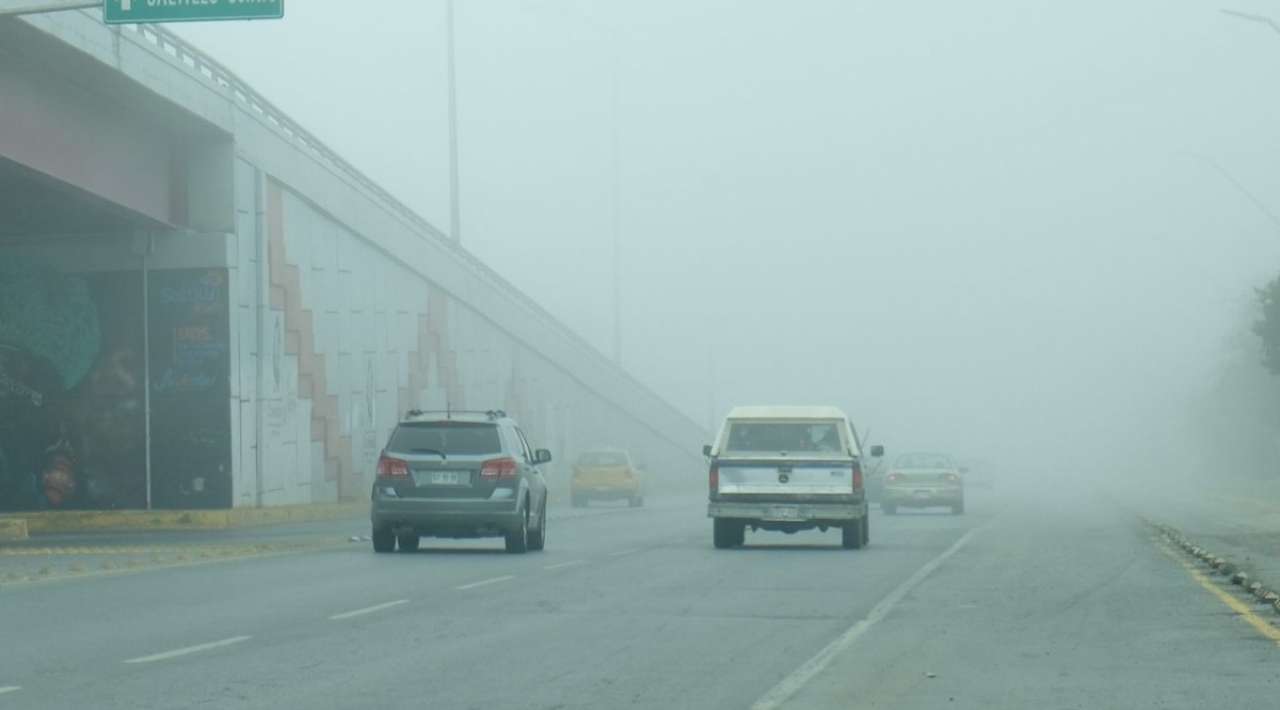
(175, 0, 1280, 469)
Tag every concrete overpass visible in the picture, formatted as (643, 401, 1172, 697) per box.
(0, 8, 705, 511)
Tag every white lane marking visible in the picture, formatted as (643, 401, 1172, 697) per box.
(543, 559, 587, 571)
(455, 575, 515, 591)
(328, 599, 409, 621)
(123, 635, 252, 665)
(607, 548, 639, 557)
(750, 525, 986, 710)
(0, 687, 20, 696)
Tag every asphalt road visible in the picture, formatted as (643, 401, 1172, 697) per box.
(1, 484, 1277, 709)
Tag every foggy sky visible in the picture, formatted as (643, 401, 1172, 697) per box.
(176, 0, 1280, 468)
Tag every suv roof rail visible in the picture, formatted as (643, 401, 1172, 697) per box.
(403, 409, 508, 420)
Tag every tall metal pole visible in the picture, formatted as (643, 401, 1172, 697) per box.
(446, 0, 463, 244)
(610, 46, 621, 365)
(140, 234, 152, 510)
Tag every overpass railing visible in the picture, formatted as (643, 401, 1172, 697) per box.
(85, 14, 704, 440)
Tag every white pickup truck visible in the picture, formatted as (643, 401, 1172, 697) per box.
(703, 406, 883, 549)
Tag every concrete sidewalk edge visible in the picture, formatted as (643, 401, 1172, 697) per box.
(0, 502, 367, 534)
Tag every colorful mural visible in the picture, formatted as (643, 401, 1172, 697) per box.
(0, 260, 230, 511)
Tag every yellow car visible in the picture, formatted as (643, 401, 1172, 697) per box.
(571, 449, 644, 508)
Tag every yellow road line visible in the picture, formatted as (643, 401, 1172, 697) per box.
(1157, 542, 1280, 645)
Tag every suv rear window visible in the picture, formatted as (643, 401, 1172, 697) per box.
(388, 422, 501, 456)
(577, 451, 628, 466)
(725, 421, 843, 454)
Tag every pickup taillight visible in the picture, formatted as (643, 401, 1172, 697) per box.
(852, 461, 864, 492)
(709, 463, 719, 496)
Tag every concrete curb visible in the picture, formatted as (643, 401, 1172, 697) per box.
(0, 502, 366, 534)
(1148, 519, 1280, 615)
(0, 518, 28, 541)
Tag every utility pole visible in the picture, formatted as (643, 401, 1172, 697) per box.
(610, 45, 622, 365)
(446, 0, 462, 244)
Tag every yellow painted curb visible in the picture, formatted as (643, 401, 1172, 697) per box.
(0, 518, 28, 541)
(1, 502, 365, 534)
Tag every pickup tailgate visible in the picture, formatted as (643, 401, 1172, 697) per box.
(718, 458, 854, 496)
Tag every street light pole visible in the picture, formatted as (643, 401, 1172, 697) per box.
(446, 0, 462, 244)
(610, 43, 622, 366)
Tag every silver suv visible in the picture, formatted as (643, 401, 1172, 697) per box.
(370, 410, 551, 553)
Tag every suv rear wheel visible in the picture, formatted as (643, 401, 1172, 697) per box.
(397, 532, 420, 552)
(505, 505, 530, 554)
(372, 526, 395, 553)
(528, 501, 547, 551)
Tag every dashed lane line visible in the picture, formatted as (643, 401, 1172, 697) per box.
(750, 524, 986, 710)
(543, 559, 587, 571)
(0, 686, 20, 696)
(606, 548, 639, 557)
(329, 599, 409, 621)
(123, 635, 252, 664)
(455, 575, 515, 591)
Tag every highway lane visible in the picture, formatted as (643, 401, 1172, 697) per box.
(3, 485, 1276, 708)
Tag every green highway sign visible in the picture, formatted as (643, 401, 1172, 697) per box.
(102, 0, 284, 24)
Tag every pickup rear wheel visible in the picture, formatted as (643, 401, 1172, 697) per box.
(842, 519, 867, 549)
(713, 519, 740, 549)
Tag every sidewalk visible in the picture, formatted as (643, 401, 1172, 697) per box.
(0, 492, 701, 587)
(0, 515, 368, 587)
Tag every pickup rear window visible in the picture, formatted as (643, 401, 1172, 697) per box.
(725, 421, 844, 454)
(388, 422, 501, 455)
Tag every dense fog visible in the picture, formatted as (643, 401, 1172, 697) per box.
(177, 0, 1280, 482)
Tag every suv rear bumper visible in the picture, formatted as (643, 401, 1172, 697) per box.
(372, 496, 523, 535)
(707, 501, 865, 522)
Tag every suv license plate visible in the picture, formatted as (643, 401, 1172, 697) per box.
(765, 505, 801, 521)
(419, 471, 465, 486)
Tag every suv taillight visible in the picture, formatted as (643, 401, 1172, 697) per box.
(480, 457, 519, 479)
(377, 453, 409, 478)
(852, 461, 864, 492)
(709, 463, 719, 496)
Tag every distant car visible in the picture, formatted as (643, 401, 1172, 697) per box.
(570, 449, 644, 507)
(704, 405, 883, 549)
(881, 452, 964, 515)
(370, 410, 552, 553)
